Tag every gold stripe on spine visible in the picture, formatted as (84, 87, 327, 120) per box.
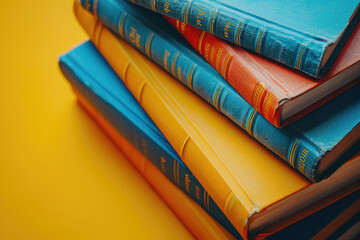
(235, 20, 245, 45)
(176, 20, 180, 31)
(197, 31, 206, 54)
(92, 21, 103, 47)
(171, 52, 180, 76)
(183, 1, 191, 24)
(256, 27, 265, 54)
(187, 64, 197, 89)
(118, 13, 127, 39)
(221, 53, 232, 78)
(213, 85, 223, 110)
(151, 0, 156, 11)
(296, 41, 308, 70)
(290, 140, 299, 167)
(146, 32, 155, 57)
(246, 109, 257, 135)
(93, 0, 99, 20)
(209, 8, 218, 35)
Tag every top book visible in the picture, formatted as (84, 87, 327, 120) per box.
(127, 0, 360, 78)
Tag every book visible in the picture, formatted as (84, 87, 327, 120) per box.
(166, 17, 360, 127)
(125, 0, 360, 78)
(60, 40, 360, 240)
(75, 0, 360, 182)
(59, 41, 241, 239)
(74, 3, 360, 239)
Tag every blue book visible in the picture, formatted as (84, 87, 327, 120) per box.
(124, 0, 360, 78)
(76, 0, 360, 182)
(58, 41, 242, 239)
(59, 41, 360, 240)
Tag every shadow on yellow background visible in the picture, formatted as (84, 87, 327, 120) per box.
(0, 1, 193, 239)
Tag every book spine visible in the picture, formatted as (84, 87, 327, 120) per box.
(59, 42, 241, 238)
(166, 17, 283, 127)
(77, 0, 323, 182)
(127, 0, 327, 77)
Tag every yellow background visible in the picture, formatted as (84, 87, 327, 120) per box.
(0, 1, 193, 239)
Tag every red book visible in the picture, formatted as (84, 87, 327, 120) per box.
(166, 17, 360, 128)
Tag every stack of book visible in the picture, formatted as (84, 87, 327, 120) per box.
(59, 0, 360, 239)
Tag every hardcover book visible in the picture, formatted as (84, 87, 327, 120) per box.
(75, 0, 360, 182)
(59, 41, 241, 239)
(60, 41, 360, 240)
(74, 4, 360, 239)
(166, 17, 360, 127)
(125, 0, 360, 78)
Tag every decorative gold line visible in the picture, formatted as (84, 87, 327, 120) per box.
(183, 1, 191, 24)
(209, 8, 218, 35)
(145, 32, 154, 57)
(187, 64, 196, 89)
(118, 13, 127, 39)
(296, 41, 308, 69)
(292, 141, 300, 167)
(176, 20, 180, 31)
(151, 0, 156, 11)
(236, 20, 244, 45)
(171, 52, 180, 76)
(177, 161, 180, 186)
(247, 109, 256, 134)
(221, 53, 232, 77)
(298, 42, 308, 70)
(257, 27, 265, 53)
(290, 140, 299, 167)
(198, 31, 206, 54)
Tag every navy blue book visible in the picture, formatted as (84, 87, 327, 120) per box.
(58, 41, 242, 239)
(125, 0, 360, 78)
(76, 0, 360, 182)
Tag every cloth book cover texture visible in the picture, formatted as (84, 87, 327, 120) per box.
(125, 0, 360, 78)
(166, 17, 360, 128)
(59, 41, 241, 239)
(76, 0, 360, 182)
(60, 42, 360, 240)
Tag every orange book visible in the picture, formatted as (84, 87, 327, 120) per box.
(165, 17, 360, 128)
(74, 2, 360, 239)
(75, 91, 235, 240)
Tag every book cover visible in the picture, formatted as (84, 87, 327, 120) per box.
(59, 41, 241, 239)
(74, 4, 360, 238)
(75, 0, 360, 182)
(166, 17, 360, 127)
(125, 0, 360, 78)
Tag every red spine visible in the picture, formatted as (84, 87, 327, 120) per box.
(166, 17, 282, 127)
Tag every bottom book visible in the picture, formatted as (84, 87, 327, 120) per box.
(59, 41, 360, 239)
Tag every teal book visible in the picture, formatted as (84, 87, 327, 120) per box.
(124, 0, 360, 78)
(58, 41, 242, 239)
(76, 0, 360, 182)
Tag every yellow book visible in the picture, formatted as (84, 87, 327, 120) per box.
(75, 91, 235, 240)
(74, 2, 360, 238)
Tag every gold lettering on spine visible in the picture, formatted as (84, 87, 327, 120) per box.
(160, 157, 167, 173)
(163, 49, 171, 71)
(215, 47, 224, 72)
(299, 148, 308, 174)
(224, 21, 231, 38)
(210, 47, 215, 62)
(118, 13, 127, 39)
(195, 186, 201, 200)
(204, 42, 211, 60)
(171, 52, 180, 76)
(185, 173, 191, 193)
(197, 10, 206, 27)
(180, 22, 186, 33)
(129, 27, 141, 48)
(164, 1, 171, 13)
(252, 82, 265, 110)
(177, 66, 182, 81)
(263, 92, 275, 119)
